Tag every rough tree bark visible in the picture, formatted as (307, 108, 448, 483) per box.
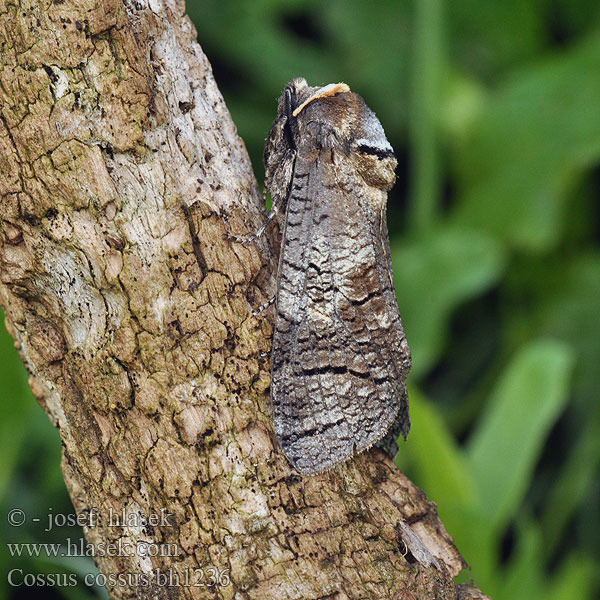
(0, 1, 489, 599)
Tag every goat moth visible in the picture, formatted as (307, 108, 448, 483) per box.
(264, 78, 411, 474)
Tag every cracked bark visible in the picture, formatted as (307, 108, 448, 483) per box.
(0, 1, 490, 599)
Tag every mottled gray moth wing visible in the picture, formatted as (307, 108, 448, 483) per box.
(265, 78, 411, 474)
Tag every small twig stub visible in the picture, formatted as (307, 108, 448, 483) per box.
(397, 521, 442, 571)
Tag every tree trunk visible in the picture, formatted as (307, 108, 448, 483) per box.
(0, 1, 489, 598)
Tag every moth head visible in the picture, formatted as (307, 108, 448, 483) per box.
(264, 78, 397, 196)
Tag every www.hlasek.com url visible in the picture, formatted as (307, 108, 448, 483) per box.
(7, 537, 179, 558)
(8, 567, 231, 589)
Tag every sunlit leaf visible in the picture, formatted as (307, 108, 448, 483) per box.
(452, 35, 600, 252)
(0, 316, 32, 503)
(399, 388, 477, 511)
(392, 226, 506, 378)
(467, 339, 575, 531)
(496, 516, 544, 600)
(545, 552, 599, 600)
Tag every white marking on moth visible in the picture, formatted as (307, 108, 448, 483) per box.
(354, 137, 393, 153)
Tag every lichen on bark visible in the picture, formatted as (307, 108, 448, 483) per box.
(0, 1, 489, 599)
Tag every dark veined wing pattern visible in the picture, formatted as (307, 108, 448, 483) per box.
(271, 153, 410, 473)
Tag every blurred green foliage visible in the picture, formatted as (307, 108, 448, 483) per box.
(1, 0, 599, 598)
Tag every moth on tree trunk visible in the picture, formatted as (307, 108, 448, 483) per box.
(0, 1, 491, 598)
(263, 78, 411, 474)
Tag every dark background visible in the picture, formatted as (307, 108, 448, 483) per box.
(1, 1, 599, 598)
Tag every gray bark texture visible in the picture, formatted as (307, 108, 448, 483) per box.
(0, 1, 490, 598)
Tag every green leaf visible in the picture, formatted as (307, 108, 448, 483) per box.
(0, 313, 32, 503)
(452, 34, 600, 252)
(530, 253, 600, 401)
(399, 388, 477, 511)
(496, 516, 544, 600)
(501, 252, 600, 557)
(392, 226, 506, 378)
(467, 339, 575, 531)
(540, 407, 600, 553)
(32, 554, 107, 600)
(545, 552, 600, 600)
(448, 0, 547, 78)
